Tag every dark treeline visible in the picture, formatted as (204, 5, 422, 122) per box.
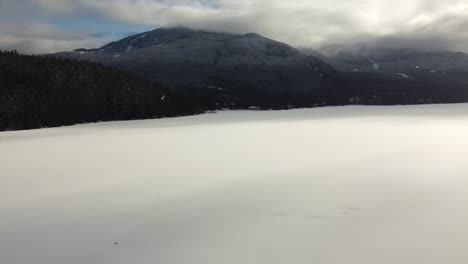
(3, 49, 468, 131)
(0, 50, 349, 132)
(0, 50, 202, 131)
(165, 62, 348, 111)
(342, 71, 468, 105)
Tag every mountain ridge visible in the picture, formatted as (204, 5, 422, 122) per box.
(56, 27, 468, 107)
(58, 27, 347, 108)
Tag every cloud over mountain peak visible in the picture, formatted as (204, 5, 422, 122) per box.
(1, 0, 468, 53)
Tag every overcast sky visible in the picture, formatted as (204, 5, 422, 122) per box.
(1, 0, 468, 54)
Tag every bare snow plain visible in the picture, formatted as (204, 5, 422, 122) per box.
(2, 104, 468, 264)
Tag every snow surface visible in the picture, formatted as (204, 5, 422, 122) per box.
(365, 55, 380, 69)
(396, 73, 411, 78)
(126, 33, 147, 53)
(2, 104, 468, 264)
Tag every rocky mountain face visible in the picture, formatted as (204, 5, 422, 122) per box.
(56, 28, 347, 109)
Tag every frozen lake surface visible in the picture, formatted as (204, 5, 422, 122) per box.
(2, 104, 468, 264)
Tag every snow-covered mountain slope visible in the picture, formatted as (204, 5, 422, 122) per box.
(2, 104, 468, 264)
(328, 48, 468, 73)
(55, 30, 468, 106)
(316, 48, 468, 104)
(55, 28, 346, 107)
(91, 28, 304, 66)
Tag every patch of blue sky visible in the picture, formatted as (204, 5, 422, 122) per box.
(49, 15, 155, 40)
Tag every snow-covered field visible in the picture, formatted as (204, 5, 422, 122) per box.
(2, 104, 468, 264)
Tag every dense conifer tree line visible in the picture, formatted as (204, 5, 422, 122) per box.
(0, 50, 201, 131)
(2, 48, 468, 131)
(341, 71, 468, 105)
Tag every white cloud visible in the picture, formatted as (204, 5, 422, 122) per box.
(0, 22, 109, 54)
(33, 0, 78, 14)
(2, 0, 468, 53)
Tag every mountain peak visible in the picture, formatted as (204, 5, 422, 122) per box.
(56, 26, 340, 102)
(89, 27, 303, 60)
(242, 32, 263, 38)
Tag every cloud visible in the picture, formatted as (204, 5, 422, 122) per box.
(1, 0, 468, 53)
(0, 1, 117, 53)
(0, 20, 112, 54)
(33, 0, 78, 14)
(0, 17, 112, 54)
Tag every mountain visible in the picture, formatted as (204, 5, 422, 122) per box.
(0, 50, 200, 131)
(55, 28, 468, 108)
(55, 27, 348, 109)
(328, 48, 468, 73)
(317, 48, 468, 105)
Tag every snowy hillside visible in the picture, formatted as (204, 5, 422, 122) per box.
(53, 28, 346, 108)
(2, 105, 468, 264)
